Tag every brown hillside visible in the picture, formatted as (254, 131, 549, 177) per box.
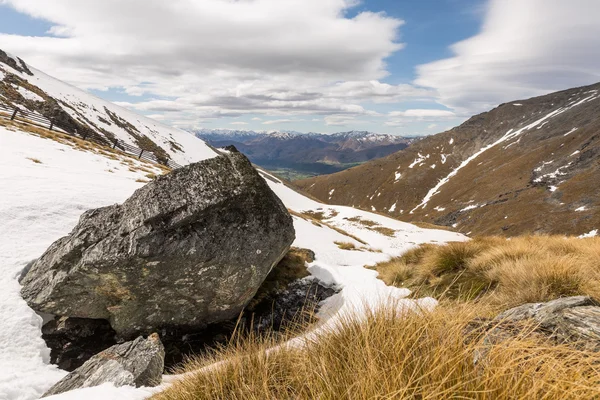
(297, 83, 600, 237)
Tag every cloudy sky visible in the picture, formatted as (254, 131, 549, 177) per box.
(1, 0, 599, 135)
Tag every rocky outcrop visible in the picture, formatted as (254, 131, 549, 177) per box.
(471, 296, 600, 364)
(43, 334, 164, 397)
(21, 150, 295, 338)
(491, 296, 600, 349)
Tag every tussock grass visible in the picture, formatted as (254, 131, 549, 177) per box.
(373, 236, 600, 307)
(288, 209, 367, 245)
(368, 226, 396, 237)
(153, 303, 600, 400)
(334, 241, 358, 251)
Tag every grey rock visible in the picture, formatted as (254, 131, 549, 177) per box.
(43, 334, 164, 397)
(493, 296, 600, 348)
(21, 150, 295, 337)
(472, 296, 600, 365)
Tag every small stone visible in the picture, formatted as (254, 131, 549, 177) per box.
(42, 334, 164, 397)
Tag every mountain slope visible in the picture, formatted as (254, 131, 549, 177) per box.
(195, 129, 414, 180)
(0, 50, 215, 166)
(0, 124, 465, 399)
(297, 83, 600, 237)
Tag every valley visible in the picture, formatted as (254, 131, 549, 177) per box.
(195, 129, 414, 180)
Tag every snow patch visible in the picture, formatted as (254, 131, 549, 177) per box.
(575, 206, 587, 212)
(408, 153, 429, 169)
(579, 229, 598, 238)
(564, 128, 578, 136)
(410, 99, 594, 213)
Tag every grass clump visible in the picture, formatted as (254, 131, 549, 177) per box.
(368, 226, 396, 237)
(26, 157, 42, 164)
(153, 303, 600, 400)
(373, 236, 600, 307)
(334, 241, 358, 251)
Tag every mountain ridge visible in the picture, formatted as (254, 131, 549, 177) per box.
(195, 128, 417, 180)
(297, 82, 600, 237)
(0, 49, 215, 166)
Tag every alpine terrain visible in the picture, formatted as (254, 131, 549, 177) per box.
(0, 51, 465, 399)
(298, 83, 600, 238)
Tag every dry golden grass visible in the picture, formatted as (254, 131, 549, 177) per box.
(1, 118, 171, 174)
(368, 226, 396, 237)
(26, 157, 42, 164)
(153, 303, 600, 400)
(411, 221, 455, 231)
(288, 209, 367, 245)
(373, 236, 600, 307)
(345, 216, 379, 227)
(334, 241, 358, 251)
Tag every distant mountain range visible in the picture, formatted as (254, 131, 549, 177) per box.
(193, 129, 417, 180)
(297, 83, 600, 237)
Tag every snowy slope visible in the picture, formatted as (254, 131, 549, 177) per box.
(0, 50, 217, 166)
(1, 127, 465, 400)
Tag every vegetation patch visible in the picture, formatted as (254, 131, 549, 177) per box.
(288, 209, 367, 245)
(368, 226, 396, 237)
(153, 303, 600, 400)
(345, 216, 379, 227)
(334, 241, 358, 251)
(26, 157, 42, 164)
(372, 236, 600, 307)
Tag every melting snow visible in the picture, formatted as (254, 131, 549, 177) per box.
(579, 229, 598, 238)
(394, 171, 402, 182)
(534, 163, 572, 183)
(16, 86, 44, 102)
(564, 128, 578, 136)
(440, 154, 448, 164)
(410, 96, 597, 213)
(575, 206, 587, 212)
(1, 127, 469, 400)
(389, 202, 397, 212)
(408, 153, 429, 169)
(433, 206, 445, 212)
(460, 204, 482, 212)
(570, 150, 580, 156)
(513, 103, 523, 106)
(449, 138, 454, 145)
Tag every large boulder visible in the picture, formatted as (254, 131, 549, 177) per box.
(21, 150, 295, 338)
(43, 334, 164, 397)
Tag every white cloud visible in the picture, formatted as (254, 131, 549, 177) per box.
(251, 117, 262, 121)
(0, 0, 422, 126)
(416, 0, 600, 114)
(389, 109, 455, 118)
(263, 119, 296, 125)
(324, 115, 366, 126)
(427, 123, 437, 130)
(230, 121, 248, 125)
